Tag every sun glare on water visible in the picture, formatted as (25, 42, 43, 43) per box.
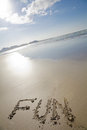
(7, 52, 32, 76)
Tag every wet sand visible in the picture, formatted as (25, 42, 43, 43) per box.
(0, 36, 87, 130)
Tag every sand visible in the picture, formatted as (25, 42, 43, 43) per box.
(0, 36, 87, 130)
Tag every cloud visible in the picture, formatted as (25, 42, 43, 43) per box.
(54, 10, 59, 13)
(0, 0, 61, 24)
(0, 27, 8, 31)
(5, 13, 33, 24)
(22, 0, 61, 16)
(20, 0, 28, 3)
(49, 10, 53, 15)
(72, 6, 76, 10)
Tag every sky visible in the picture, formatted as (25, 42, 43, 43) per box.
(0, 0, 87, 48)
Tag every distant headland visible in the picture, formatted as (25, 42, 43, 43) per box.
(0, 29, 87, 54)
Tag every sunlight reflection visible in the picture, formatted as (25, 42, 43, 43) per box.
(7, 52, 32, 76)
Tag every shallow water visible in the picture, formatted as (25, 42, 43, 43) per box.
(0, 36, 87, 130)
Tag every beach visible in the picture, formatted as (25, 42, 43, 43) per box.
(0, 35, 87, 130)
